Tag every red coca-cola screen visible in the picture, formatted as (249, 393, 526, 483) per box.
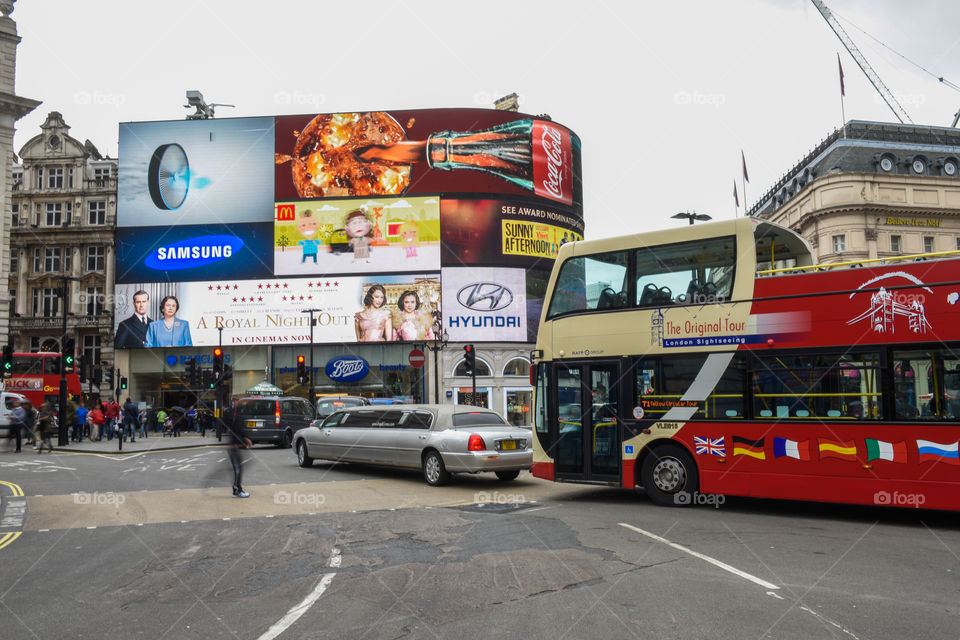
(274, 109, 583, 216)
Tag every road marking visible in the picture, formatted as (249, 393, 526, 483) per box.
(0, 481, 26, 551)
(257, 547, 341, 640)
(619, 522, 779, 590)
(0, 531, 21, 550)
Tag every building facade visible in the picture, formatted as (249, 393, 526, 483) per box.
(9, 111, 117, 398)
(0, 0, 40, 347)
(750, 121, 960, 265)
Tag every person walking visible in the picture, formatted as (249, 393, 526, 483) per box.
(103, 399, 119, 441)
(89, 405, 105, 441)
(74, 400, 88, 443)
(222, 404, 251, 498)
(36, 400, 54, 453)
(122, 398, 138, 443)
(157, 408, 168, 436)
(138, 409, 148, 439)
(8, 397, 25, 453)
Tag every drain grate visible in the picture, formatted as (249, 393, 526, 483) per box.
(451, 501, 540, 515)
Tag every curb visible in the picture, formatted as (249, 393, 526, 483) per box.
(52, 441, 226, 455)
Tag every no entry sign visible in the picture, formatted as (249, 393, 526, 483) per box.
(408, 348, 425, 368)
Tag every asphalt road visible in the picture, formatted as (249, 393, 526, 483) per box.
(0, 447, 958, 639)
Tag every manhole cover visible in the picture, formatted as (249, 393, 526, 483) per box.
(452, 501, 540, 515)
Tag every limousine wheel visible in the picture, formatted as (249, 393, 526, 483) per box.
(640, 443, 699, 507)
(422, 451, 450, 486)
(495, 470, 520, 481)
(297, 441, 313, 468)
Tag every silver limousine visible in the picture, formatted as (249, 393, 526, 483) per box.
(293, 404, 532, 485)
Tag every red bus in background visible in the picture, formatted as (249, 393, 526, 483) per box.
(3, 352, 82, 407)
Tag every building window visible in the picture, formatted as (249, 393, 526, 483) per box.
(832, 235, 846, 253)
(88, 200, 106, 225)
(10, 249, 17, 274)
(890, 235, 901, 253)
(94, 167, 112, 186)
(30, 337, 41, 352)
(12, 169, 21, 191)
(33, 288, 59, 317)
(454, 358, 491, 377)
(86, 246, 104, 271)
(43, 247, 62, 272)
(82, 335, 101, 367)
(8, 288, 15, 319)
(957, 237, 960, 252)
(11, 203, 18, 226)
(47, 167, 63, 189)
(67, 167, 74, 189)
(45, 202, 62, 226)
(33, 203, 40, 226)
(502, 358, 531, 377)
(32, 248, 40, 273)
(85, 287, 104, 315)
(35, 167, 43, 189)
(924, 236, 934, 253)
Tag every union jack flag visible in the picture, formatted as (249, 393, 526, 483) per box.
(694, 436, 725, 457)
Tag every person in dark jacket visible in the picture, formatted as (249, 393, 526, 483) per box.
(122, 398, 139, 443)
(222, 404, 252, 498)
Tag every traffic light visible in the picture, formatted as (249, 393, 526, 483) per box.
(222, 364, 233, 381)
(213, 348, 223, 378)
(463, 344, 476, 372)
(75, 355, 86, 380)
(63, 338, 76, 373)
(185, 359, 198, 386)
(93, 366, 103, 385)
(296, 355, 308, 384)
(120, 377, 128, 390)
(2, 343, 12, 377)
(103, 367, 113, 388)
(203, 369, 216, 389)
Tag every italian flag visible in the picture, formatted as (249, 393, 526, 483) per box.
(865, 439, 907, 463)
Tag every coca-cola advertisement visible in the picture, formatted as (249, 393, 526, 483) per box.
(274, 109, 583, 214)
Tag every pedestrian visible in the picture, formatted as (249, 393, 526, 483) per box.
(104, 399, 120, 441)
(122, 397, 138, 443)
(188, 405, 197, 432)
(157, 408, 168, 436)
(89, 405, 105, 441)
(8, 397, 25, 452)
(36, 400, 54, 453)
(64, 395, 78, 443)
(138, 409, 148, 439)
(75, 400, 88, 442)
(222, 403, 251, 498)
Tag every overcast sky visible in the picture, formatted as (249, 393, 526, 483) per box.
(11, 0, 960, 239)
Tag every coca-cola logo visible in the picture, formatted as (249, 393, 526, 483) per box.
(540, 126, 565, 200)
(325, 356, 370, 383)
(457, 283, 514, 311)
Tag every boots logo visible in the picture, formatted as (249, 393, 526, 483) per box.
(457, 283, 514, 311)
(325, 356, 369, 382)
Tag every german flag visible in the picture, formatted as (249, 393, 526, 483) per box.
(732, 436, 765, 460)
(818, 438, 857, 461)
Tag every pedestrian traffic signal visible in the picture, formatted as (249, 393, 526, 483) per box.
(297, 355, 309, 384)
(213, 348, 223, 378)
(63, 338, 76, 373)
(463, 344, 476, 372)
(2, 343, 12, 377)
(120, 377, 128, 390)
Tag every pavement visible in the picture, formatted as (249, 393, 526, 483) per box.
(6, 431, 226, 455)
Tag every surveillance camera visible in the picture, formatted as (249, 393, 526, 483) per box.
(185, 90, 204, 106)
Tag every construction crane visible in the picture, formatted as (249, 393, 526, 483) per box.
(811, 0, 913, 124)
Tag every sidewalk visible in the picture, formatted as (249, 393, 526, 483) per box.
(50, 431, 227, 455)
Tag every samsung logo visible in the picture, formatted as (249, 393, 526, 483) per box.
(326, 356, 370, 383)
(457, 282, 514, 311)
(144, 234, 244, 271)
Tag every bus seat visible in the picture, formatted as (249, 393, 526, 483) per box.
(597, 288, 616, 309)
(760, 409, 772, 417)
(725, 410, 739, 417)
(827, 410, 841, 417)
(639, 283, 659, 306)
(685, 279, 702, 303)
(795, 409, 810, 417)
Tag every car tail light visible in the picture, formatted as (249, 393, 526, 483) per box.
(468, 434, 486, 451)
(275, 401, 281, 427)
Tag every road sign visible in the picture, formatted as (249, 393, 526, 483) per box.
(408, 348, 425, 368)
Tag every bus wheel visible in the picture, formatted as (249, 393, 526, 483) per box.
(641, 444, 699, 507)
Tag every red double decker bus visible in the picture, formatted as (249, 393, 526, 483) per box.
(4, 352, 82, 407)
(532, 218, 960, 510)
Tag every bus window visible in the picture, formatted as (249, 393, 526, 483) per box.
(892, 349, 960, 420)
(546, 250, 629, 317)
(636, 236, 736, 306)
(634, 354, 745, 419)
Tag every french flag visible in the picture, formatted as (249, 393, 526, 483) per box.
(916, 439, 960, 465)
(773, 437, 811, 461)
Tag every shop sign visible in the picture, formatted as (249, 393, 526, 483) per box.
(325, 356, 369, 382)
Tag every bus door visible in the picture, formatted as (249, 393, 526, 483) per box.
(552, 361, 621, 482)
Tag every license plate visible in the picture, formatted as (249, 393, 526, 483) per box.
(247, 420, 257, 429)
(500, 440, 517, 450)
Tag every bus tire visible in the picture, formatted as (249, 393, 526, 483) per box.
(641, 443, 699, 507)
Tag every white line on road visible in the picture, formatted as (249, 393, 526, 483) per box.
(619, 522, 779, 590)
(257, 547, 341, 640)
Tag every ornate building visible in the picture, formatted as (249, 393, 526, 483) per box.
(750, 120, 960, 265)
(0, 0, 40, 347)
(9, 111, 116, 393)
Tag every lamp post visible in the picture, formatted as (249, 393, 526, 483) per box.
(424, 323, 449, 404)
(671, 211, 712, 225)
(56, 275, 79, 446)
(301, 309, 322, 404)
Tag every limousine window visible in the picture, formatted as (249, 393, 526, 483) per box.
(452, 411, 507, 427)
(399, 411, 433, 429)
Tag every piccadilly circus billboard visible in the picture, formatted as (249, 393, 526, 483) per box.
(115, 108, 582, 348)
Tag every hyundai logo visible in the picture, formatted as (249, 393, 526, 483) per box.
(456, 283, 514, 311)
(144, 234, 245, 271)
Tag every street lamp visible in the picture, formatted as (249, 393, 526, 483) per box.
(301, 309, 322, 404)
(424, 322, 449, 404)
(671, 211, 712, 225)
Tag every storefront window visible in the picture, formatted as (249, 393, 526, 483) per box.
(505, 388, 532, 426)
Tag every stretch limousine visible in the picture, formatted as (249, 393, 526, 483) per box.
(293, 404, 532, 485)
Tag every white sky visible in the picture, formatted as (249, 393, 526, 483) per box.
(11, 0, 960, 239)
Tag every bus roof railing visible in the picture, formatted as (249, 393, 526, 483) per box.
(758, 250, 960, 277)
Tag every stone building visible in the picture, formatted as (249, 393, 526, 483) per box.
(0, 0, 40, 347)
(9, 111, 117, 394)
(750, 120, 960, 265)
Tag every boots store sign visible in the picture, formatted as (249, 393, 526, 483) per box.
(441, 267, 527, 342)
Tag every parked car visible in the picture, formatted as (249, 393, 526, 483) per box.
(294, 404, 532, 485)
(316, 395, 369, 418)
(0, 392, 27, 440)
(231, 395, 315, 447)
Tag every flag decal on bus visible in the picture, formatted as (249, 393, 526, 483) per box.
(865, 439, 907, 463)
(694, 436, 725, 457)
(732, 437, 765, 459)
(818, 439, 857, 460)
(916, 440, 960, 465)
(773, 437, 811, 460)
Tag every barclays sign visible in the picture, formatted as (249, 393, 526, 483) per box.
(325, 356, 370, 383)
